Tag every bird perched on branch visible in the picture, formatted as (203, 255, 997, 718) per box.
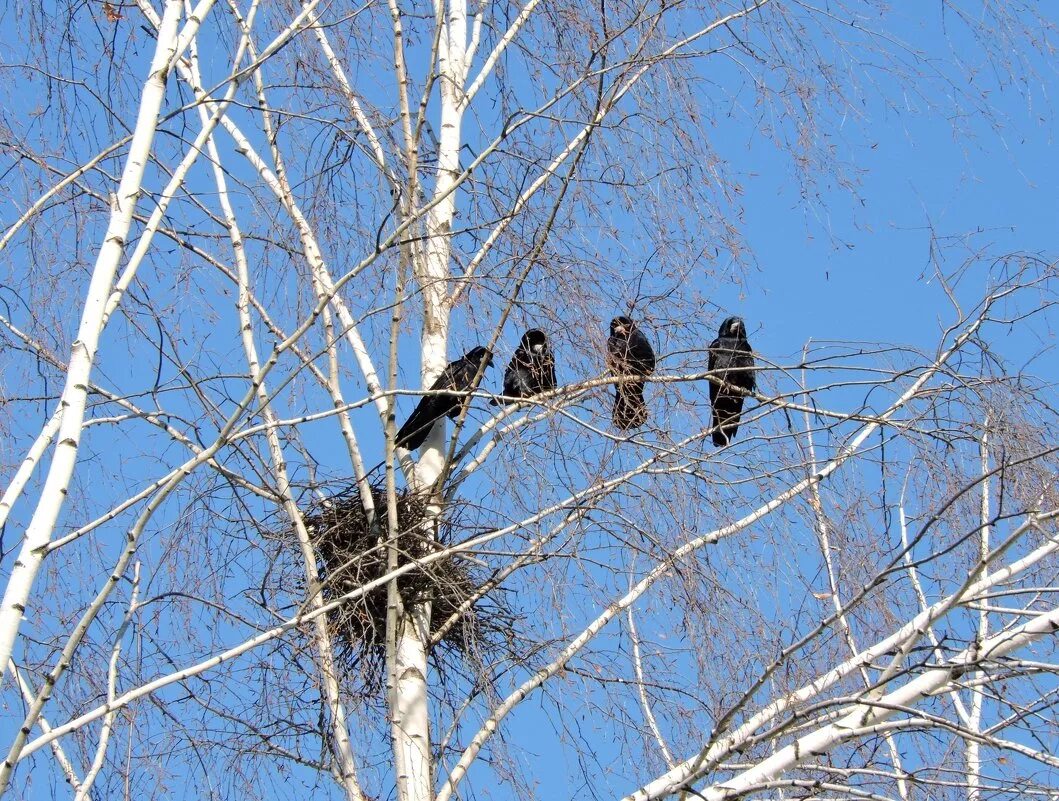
(395, 346, 494, 450)
(490, 328, 557, 405)
(708, 316, 755, 446)
(607, 316, 656, 430)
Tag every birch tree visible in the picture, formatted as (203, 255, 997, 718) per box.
(1, 2, 1057, 800)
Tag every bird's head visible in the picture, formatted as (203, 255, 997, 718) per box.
(466, 346, 493, 367)
(522, 328, 548, 353)
(719, 316, 746, 338)
(610, 316, 635, 338)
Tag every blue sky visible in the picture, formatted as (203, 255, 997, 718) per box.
(464, 6, 1059, 798)
(1, 2, 1058, 799)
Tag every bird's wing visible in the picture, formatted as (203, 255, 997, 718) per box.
(508, 362, 533, 396)
(501, 361, 519, 397)
(708, 337, 721, 401)
(738, 340, 756, 391)
(629, 331, 656, 373)
(432, 359, 468, 418)
(396, 395, 444, 449)
(434, 361, 461, 392)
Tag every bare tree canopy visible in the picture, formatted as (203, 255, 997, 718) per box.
(0, 2, 1057, 800)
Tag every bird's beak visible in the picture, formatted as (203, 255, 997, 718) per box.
(532, 343, 544, 352)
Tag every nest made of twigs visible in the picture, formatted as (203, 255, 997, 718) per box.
(301, 483, 514, 694)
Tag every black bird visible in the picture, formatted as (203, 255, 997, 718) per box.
(490, 328, 557, 405)
(607, 316, 656, 430)
(395, 346, 493, 450)
(708, 316, 755, 446)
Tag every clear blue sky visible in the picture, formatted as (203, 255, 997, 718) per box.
(0, 3, 1056, 799)
(476, 7, 1059, 799)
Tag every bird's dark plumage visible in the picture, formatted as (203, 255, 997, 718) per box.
(708, 316, 755, 446)
(395, 346, 493, 450)
(490, 328, 557, 405)
(607, 316, 656, 430)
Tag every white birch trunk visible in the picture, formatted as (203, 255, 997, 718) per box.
(0, 408, 62, 532)
(967, 425, 990, 801)
(0, 0, 183, 679)
(390, 1, 470, 798)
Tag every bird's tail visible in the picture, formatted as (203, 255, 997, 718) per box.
(613, 381, 648, 430)
(711, 399, 743, 446)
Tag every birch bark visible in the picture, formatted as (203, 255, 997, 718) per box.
(0, 0, 184, 680)
(390, 1, 472, 797)
(967, 425, 991, 801)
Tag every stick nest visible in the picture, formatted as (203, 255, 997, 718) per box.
(301, 483, 514, 694)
